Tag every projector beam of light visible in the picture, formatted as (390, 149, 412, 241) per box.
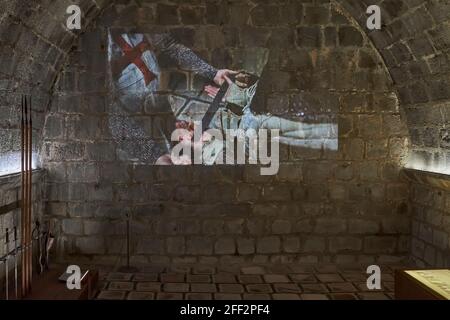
(0, 152, 39, 176)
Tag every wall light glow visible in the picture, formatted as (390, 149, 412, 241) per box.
(405, 152, 450, 176)
(0, 152, 39, 176)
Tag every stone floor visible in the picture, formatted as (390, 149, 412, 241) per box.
(95, 264, 402, 300)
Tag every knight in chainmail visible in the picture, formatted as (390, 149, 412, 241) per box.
(108, 31, 227, 163)
(108, 32, 337, 165)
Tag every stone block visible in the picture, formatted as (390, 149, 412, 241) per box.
(186, 293, 212, 300)
(108, 281, 134, 291)
(251, 5, 280, 26)
(66, 163, 99, 183)
(364, 236, 397, 254)
(156, 4, 179, 25)
(180, 6, 204, 25)
(87, 184, 113, 201)
(297, 26, 322, 47)
(203, 184, 236, 203)
(127, 292, 154, 300)
(218, 284, 244, 293)
(304, 162, 334, 182)
(215, 238, 236, 255)
(348, 219, 379, 234)
(136, 238, 165, 255)
(432, 230, 449, 250)
(263, 184, 292, 201)
(302, 236, 326, 252)
(86, 142, 115, 161)
(44, 115, 63, 139)
(97, 290, 126, 300)
(187, 237, 213, 255)
(237, 184, 261, 201)
(116, 184, 147, 202)
(246, 284, 273, 293)
(424, 244, 436, 265)
(205, 1, 229, 25)
(167, 237, 185, 255)
(67, 115, 102, 140)
(190, 283, 217, 293)
(62, 219, 83, 235)
(173, 185, 201, 203)
(271, 220, 292, 234)
(224, 219, 244, 234)
(187, 275, 210, 283)
(273, 283, 301, 293)
(75, 236, 105, 254)
(324, 27, 337, 48)
(338, 26, 363, 47)
(156, 293, 183, 300)
(329, 236, 362, 253)
(203, 220, 224, 235)
(100, 163, 129, 183)
(236, 238, 255, 255)
(329, 183, 347, 200)
(264, 274, 290, 283)
(84, 220, 118, 236)
(304, 6, 330, 25)
(44, 142, 84, 161)
(228, 2, 250, 26)
(267, 93, 289, 115)
(315, 218, 346, 234)
(283, 236, 300, 253)
(256, 236, 281, 254)
(163, 283, 189, 293)
(381, 216, 411, 234)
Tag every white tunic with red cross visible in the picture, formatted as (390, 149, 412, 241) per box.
(108, 32, 160, 96)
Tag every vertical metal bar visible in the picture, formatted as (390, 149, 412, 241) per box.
(28, 95, 33, 291)
(126, 214, 130, 269)
(5, 228, 9, 300)
(14, 226, 18, 299)
(21, 95, 25, 297)
(24, 95, 29, 296)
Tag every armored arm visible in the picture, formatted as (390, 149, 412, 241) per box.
(153, 33, 218, 81)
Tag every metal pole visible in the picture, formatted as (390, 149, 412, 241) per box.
(118, 213, 138, 273)
(13, 226, 18, 299)
(28, 95, 33, 291)
(21, 95, 26, 297)
(5, 228, 9, 300)
(126, 214, 130, 269)
(24, 95, 29, 295)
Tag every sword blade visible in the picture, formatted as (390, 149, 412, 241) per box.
(201, 82, 229, 131)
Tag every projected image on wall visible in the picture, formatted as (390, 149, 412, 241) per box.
(107, 29, 338, 166)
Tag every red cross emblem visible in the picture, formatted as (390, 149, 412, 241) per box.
(112, 34, 156, 86)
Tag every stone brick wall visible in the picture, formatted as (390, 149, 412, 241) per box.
(405, 169, 450, 267)
(0, 169, 46, 287)
(39, 0, 412, 266)
(0, 0, 104, 173)
(3, 1, 446, 171)
(339, 0, 450, 171)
